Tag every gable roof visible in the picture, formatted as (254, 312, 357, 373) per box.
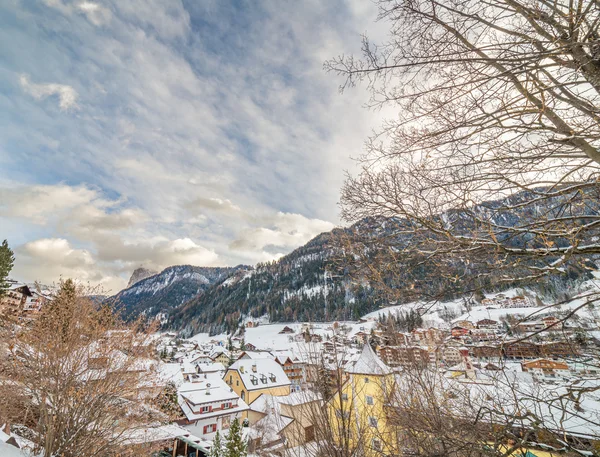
(348, 343, 392, 376)
(227, 358, 291, 391)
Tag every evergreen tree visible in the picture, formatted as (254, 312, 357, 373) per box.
(0, 239, 15, 297)
(210, 431, 222, 457)
(225, 418, 247, 457)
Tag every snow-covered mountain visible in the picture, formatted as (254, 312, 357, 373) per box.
(110, 265, 240, 319)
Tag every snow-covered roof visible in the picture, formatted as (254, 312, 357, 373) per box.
(228, 358, 291, 391)
(347, 344, 392, 376)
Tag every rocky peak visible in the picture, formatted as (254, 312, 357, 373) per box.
(127, 267, 158, 288)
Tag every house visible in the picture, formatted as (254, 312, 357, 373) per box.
(504, 296, 533, 308)
(471, 344, 503, 361)
(274, 353, 305, 387)
(247, 391, 322, 453)
(237, 351, 272, 360)
(454, 320, 475, 329)
(504, 341, 539, 359)
(517, 320, 546, 333)
(0, 283, 32, 316)
(377, 345, 429, 368)
(223, 358, 291, 419)
(521, 359, 569, 380)
(476, 319, 499, 330)
(451, 326, 469, 338)
(353, 331, 369, 345)
(328, 344, 397, 457)
(541, 316, 561, 330)
(176, 378, 249, 439)
(244, 343, 258, 351)
(278, 326, 295, 334)
(539, 341, 579, 358)
(210, 348, 231, 365)
(197, 362, 226, 377)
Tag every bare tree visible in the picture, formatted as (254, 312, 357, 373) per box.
(326, 0, 600, 302)
(0, 279, 165, 457)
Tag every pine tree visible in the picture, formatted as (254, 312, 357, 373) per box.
(210, 431, 222, 457)
(0, 239, 15, 297)
(224, 418, 247, 457)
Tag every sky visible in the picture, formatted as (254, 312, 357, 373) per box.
(0, 0, 386, 293)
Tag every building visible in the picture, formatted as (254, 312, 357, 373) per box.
(0, 283, 32, 316)
(476, 319, 499, 329)
(176, 378, 249, 439)
(504, 341, 539, 359)
(278, 326, 295, 334)
(328, 344, 397, 457)
(210, 348, 231, 365)
(274, 354, 305, 387)
(247, 391, 322, 453)
(517, 320, 546, 333)
(451, 326, 470, 338)
(224, 358, 291, 418)
(377, 345, 429, 368)
(454, 320, 475, 329)
(521, 359, 569, 380)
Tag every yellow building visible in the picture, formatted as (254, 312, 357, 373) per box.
(328, 344, 398, 457)
(224, 358, 291, 419)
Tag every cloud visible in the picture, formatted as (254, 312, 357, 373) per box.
(12, 238, 126, 292)
(0, 183, 131, 227)
(42, 0, 111, 26)
(230, 212, 335, 255)
(76, 2, 111, 26)
(18, 74, 79, 111)
(1, 0, 384, 290)
(185, 197, 241, 215)
(92, 234, 219, 269)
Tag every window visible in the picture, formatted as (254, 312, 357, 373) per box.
(335, 409, 349, 419)
(203, 424, 217, 434)
(200, 405, 212, 413)
(372, 439, 382, 451)
(222, 402, 232, 409)
(341, 393, 348, 401)
(304, 425, 315, 442)
(366, 395, 374, 405)
(369, 417, 378, 427)
(236, 379, 239, 386)
(364, 377, 370, 383)
(229, 375, 233, 385)
(241, 391, 245, 401)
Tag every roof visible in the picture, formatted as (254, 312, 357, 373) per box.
(227, 358, 291, 391)
(348, 344, 392, 376)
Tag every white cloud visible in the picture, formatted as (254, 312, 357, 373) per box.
(42, 0, 111, 26)
(19, 74, 78, 111)
(230, 212, 335, 256)
(76, 2, 112, 26)
(2, 1, 385, 291)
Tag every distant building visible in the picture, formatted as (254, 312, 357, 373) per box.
(0, 283, 32, 316)
(521, 358, 569, 380)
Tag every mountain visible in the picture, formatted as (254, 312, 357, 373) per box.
(167, 186, 600, 336)
(168, 229, 379, 336)
(110, 265, 239, 319)
(127, 267, 158, 288)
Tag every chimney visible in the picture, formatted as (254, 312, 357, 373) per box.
(252, 364, 257, 373)
(240, 366, 245, 373)
(3, 423, 10, 435)
(206, 383, 211, 395)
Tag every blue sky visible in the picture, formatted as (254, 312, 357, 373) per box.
(0, 0, 384, 292)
